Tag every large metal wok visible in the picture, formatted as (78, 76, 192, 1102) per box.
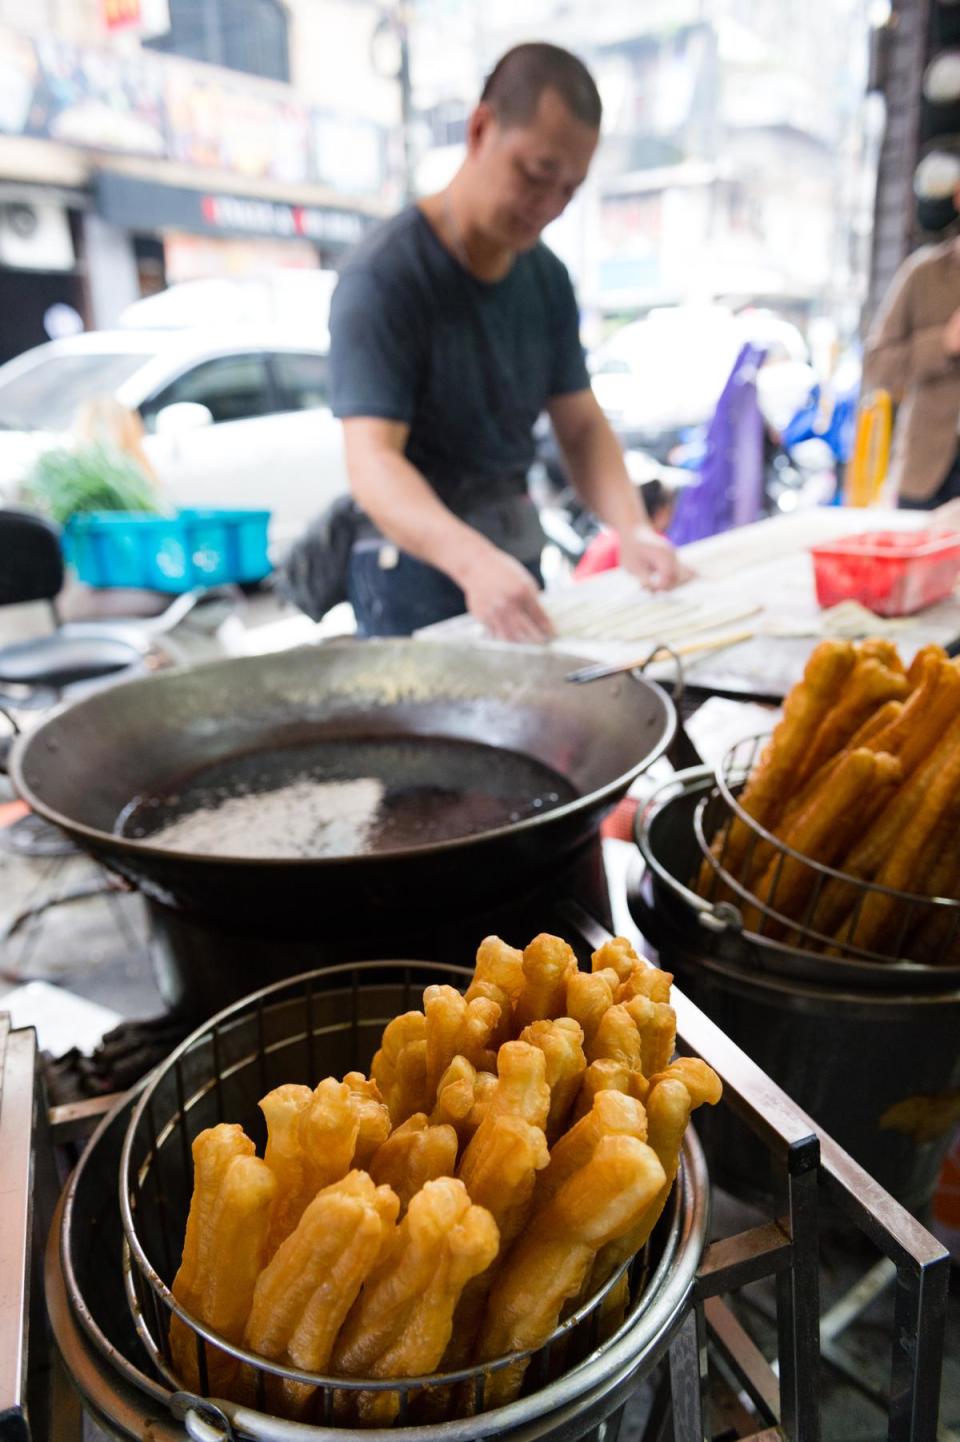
(12, 639, 674, 934)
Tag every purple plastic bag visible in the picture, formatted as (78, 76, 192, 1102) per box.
(668, 342, 767, 546)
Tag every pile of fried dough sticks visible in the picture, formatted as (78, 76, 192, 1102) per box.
(699, 638, 960, 963)
(169, 932, 720, 1424)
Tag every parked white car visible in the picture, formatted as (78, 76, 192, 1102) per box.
(0, 328, 349, 558)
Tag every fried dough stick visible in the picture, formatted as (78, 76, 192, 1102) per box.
(170, 1125, 277, 1396)
(371, 1012, 430, 1125)
(519, 1017, 587, 1141)
(260, 1077, 390, 1255)
(590, 936, 643, 984)
(586, 1003, 643, 1069)
(259, 1084, 313, 1257)
(440, 1113, 550, 1375)
(535, 1089, 647, 1209)
(477, 1135, 666, 1408)
(332, 1177, 499, 1425)
(572, 1057, 648, 1122)
(812, 713, 960, 939)
(465, 935, 525, 1045)
(793, 655, 908, 789)
(243, 1172, 398, 1418)
(837, 730, 960, 956)
(484, 1039, 551, 1130)
(623, 995, 677, 1079)
(616, 964, 674, 1006)
(368, 1114, 459, 1213)
(513, 932, 578, 1028)
(430, 1056, 498, 1147)
(423, 984, 501, 1097)
(742, 748, 901, 935)
(589, 1062, 721, 1310)
(565, 969, 618, 1053)
(707, 639, 857, 884)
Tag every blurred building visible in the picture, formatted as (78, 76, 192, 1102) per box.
(0, 0, 399, 362)
(410, 0, 874, 346)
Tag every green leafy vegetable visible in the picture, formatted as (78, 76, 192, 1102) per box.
(23, 443, 162, 526)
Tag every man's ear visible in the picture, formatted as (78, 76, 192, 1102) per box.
(467, 101, 497, 156)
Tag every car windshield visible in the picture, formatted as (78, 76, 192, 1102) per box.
(0, 352, 150, 432)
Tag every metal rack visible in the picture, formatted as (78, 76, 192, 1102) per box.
(1, 912, 952, 1442)
(697, 734, 960, 968)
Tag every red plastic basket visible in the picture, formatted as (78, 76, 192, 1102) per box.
(810, 529, 960, 616)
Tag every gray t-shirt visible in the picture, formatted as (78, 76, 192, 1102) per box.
(329, 206, 590, 526)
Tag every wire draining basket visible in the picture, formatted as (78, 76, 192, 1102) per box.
(118, 960, 704, 1435)
(696, 734, 960, 969)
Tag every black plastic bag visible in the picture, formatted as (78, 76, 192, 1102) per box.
(275, 495, 361, 621)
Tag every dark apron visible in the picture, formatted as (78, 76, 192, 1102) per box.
(349, 475, 546, 637)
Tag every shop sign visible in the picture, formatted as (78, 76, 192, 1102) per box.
(0, 23, 385, 198)
(96, 172, 372, 250)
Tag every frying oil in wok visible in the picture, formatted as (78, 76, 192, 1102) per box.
(116, 736, 578, 859)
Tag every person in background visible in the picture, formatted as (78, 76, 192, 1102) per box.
(328, 42, 684, 643)
(573, 479, 676, 578)
(863, 203, 960, 509)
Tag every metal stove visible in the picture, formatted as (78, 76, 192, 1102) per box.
(0, 860, 953, 1442)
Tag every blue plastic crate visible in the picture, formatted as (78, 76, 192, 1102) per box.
(64, 508, 272, 592)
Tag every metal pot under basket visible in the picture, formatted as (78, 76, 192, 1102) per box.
(632, 768, 960, 1212)
(48, 961, 709, 1442)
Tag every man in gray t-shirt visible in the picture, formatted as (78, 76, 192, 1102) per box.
(329, 42, 683, 640)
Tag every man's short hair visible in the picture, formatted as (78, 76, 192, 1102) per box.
(480, 43, 602, 131)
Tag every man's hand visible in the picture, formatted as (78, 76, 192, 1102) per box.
(459, 546, 554, 643)
(944, 306, 960, 357)
(618, 525, 691, 590)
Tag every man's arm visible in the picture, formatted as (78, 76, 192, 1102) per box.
(342, 417, 552, 642)
(546, 388, 684, 589)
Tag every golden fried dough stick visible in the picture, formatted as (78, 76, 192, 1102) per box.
(649, 1057, 723, 1108)
(616, 964, 673, 1006)
(519, 1017, 587, 1141)
(485, 1039, 551, 1129)
(430, 1056, 498, 1146)
(589, 1073, 714, 1300)
(882, 660, 960, 778)
(565, 969, 617, 1052)
(586, 1003, 643, 1069)
(466, 935, 525, 1044)
(444, 1115, 550, 1371)
(343, 1072, 391, 1167)
(794, 657, 908, 789)
(259, 1085, 313, 1257)
(332, 1177, 499, 1425)
(170, 1127, 277, 1395)
(590, 935, 642, 984)
(764, 698, 905, 859)
(906, 851, 960, 963)
(458, 1113, 549, 1251)
(743, 749, 901, 934)
(625, 996, 677, 1079)
(812, 714, 960, 938)
(371, 1011, 430, 1125)
(858, 638, 905, 672)
(423, 987, 502, 1108)
(368, 1113, 459, 1213)
(836, 729, 960, 956)
(907, 643, 948, 688)
(709, 639, 857, 883)
(513, 932, 578, 1028)
(572, 1058, 648, 1122)
(477, 1135, 666, 1407)
(536, 1090, 647, 1210)
(243, 1172, 398, 1418)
